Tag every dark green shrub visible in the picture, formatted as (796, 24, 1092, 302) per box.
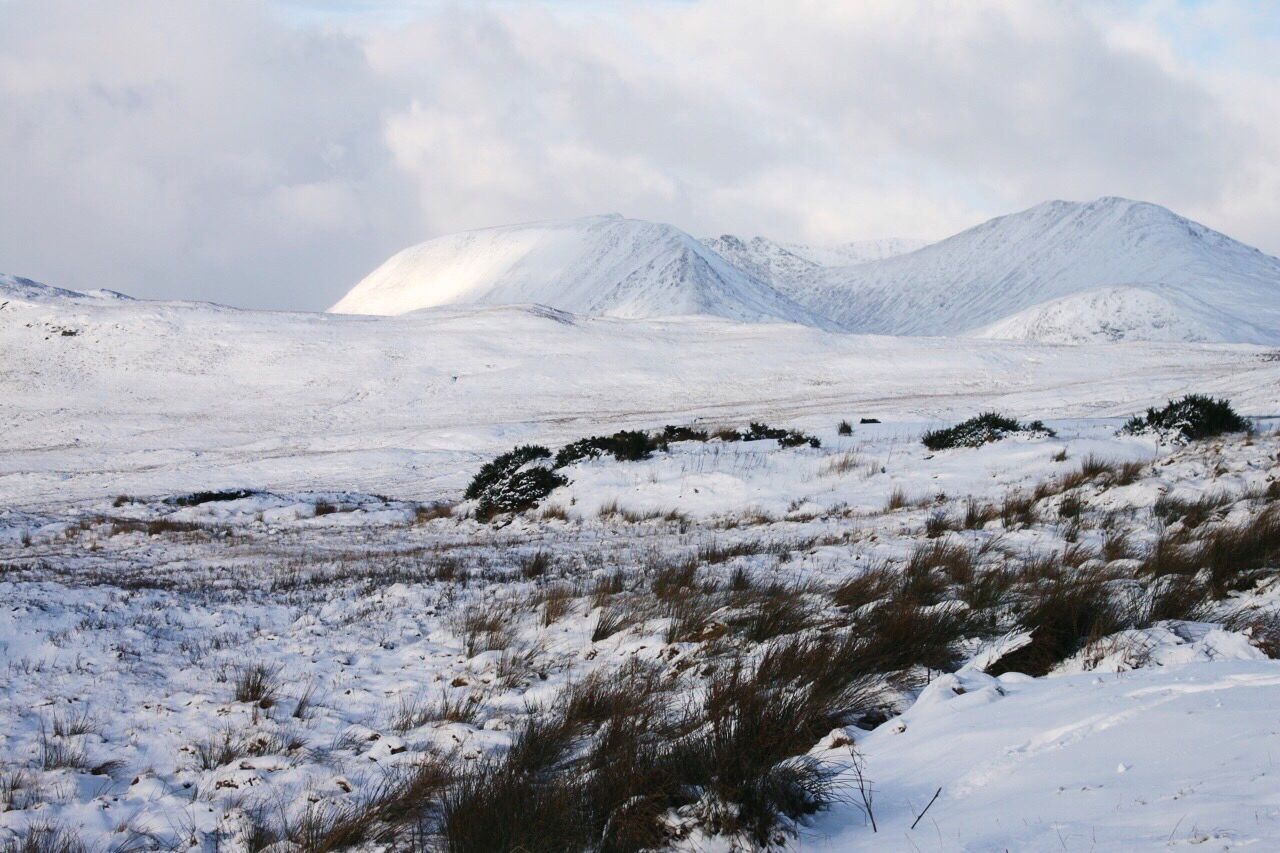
(663, 424, 709, 443)
(922, 412, 1053, 451)
(1121, 394, 1247, 442)
(165, 489, 258, 506)
(465, 445, 566, 519)
(837, 420, 853, 436)
(554, 430, 660, 467)
(734, 422, 821, 449)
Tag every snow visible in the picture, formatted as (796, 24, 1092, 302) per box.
(333, 197, 1280, 344)
(3, 209, 1280, 849)
(330, 214, 825, 326)
(7, 416, 1278, 851)
(4, 281, 1278, 509)
(700, 235, 928, 289)
(809, 661, 1280, 850)
(973, 285, 1216, 343)
(795, 197, 1280, 343)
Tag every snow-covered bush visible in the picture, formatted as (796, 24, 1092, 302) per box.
(1122, 394, 1247, 442)
(554, 430, 660, 467)
(725, 421, 821, 448)
(922, 412, 1054, 450)
(465, 445, 566, 519)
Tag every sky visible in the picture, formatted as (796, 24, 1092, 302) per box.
(1, 0, 1278, 310)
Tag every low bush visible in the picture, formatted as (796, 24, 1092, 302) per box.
(1122, 394, 1247, 442)
(837, 420, 853, 436)
(165, 488, 258, 506)
(662, 424, 709, 443)
(465, 445, 566, 519)
(554, 430, 661, 467)
(922, 412, 1054, 450)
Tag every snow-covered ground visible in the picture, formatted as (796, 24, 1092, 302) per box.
(3, 281, 1278, 510)
(3, 280, 1280, 851)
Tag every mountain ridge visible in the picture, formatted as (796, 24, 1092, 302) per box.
(330, 214, 830, 327)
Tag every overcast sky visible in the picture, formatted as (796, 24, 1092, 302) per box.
(2, 0, 1278, 310)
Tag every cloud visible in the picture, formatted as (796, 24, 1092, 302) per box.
(0, 0, 418, 308)
(0, 0, 1276, 309)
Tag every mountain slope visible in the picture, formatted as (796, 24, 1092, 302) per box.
(701, 234, 928, 289)
(784, 197, 1280, 343)
(331, 214, 826, 326)
(971, 286, 1217, 344)
(1, 273, 131, 304)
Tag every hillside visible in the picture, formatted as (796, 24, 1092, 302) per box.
(701, 234, 927, 288)
(330, 214, 826, 326)
(789, 197, 1280, 343)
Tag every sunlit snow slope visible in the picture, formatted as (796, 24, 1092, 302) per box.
(330, 214, 826, 326)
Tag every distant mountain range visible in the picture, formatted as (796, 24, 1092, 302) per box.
(330, 197, 1280, 344)
(7, 198, 1279, 345)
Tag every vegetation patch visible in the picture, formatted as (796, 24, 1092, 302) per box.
(922, 412, 1054, 451)
(1122, 394, 1247, 442)
(554, 430, 662, 467)
(164, 488, 260, 506)
(464, 445, 567, 519)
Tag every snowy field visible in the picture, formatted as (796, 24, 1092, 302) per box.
(3, 287, 1280, 851)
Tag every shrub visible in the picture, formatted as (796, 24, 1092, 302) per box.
(555, 431, 660, 467)
(837, 420, 853, 436)
(465, 445, 566, 519)
(719, 422, 821, 449)
(922, 412, 1053, 450)
(662, 424, 709, 443)
(1122, 394, 1247, 442)
(165, 489, 258, 506)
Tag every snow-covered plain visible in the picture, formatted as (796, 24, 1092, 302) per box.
(3, 278, 1280, 851)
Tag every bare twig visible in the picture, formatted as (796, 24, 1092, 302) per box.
(910, 786, 942, 830)
(850, 750, 877, 832)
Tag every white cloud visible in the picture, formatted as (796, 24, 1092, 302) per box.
(0, 0, 1277, 309)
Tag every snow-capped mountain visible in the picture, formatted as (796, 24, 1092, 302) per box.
(0, 273, 131, 304)
(337, 199, 1280, 344)
(698, 235, 824, 290)
(788, 197, 1280, 343)
(330, 214, 827, 326)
